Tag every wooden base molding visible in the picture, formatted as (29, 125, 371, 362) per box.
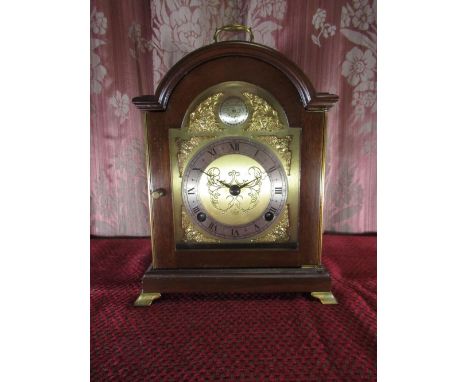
(134, 266, 336, 306)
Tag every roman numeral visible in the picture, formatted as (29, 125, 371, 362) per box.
(267, 166, 277, 173)
(208, 222, 217, 232)
(274, 187, 282, 195)
(187, 187, 196, 195)
(229, 142, 239, 151)
(207, 148, 217, 156)
(254, 224, 260, 231)
(254, 149, 259, 157)
(192, 206, 201, 214)
(231, 229, 239, 236)
(269, 206, 278, 214)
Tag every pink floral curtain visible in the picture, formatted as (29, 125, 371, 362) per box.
(91, 0, 376, 235)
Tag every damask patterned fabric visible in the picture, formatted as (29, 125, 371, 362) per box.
(90, 0, 377, 235)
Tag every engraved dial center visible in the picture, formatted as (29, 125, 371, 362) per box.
(198, 154, 272, 226)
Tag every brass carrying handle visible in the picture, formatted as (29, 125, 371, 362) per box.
(213, 24, 254, 43)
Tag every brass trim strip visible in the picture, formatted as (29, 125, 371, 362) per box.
(143, 115, 157, 269)
(301, 264, 325, 271)
(317, 112, 327, 264)
(310, 107, 328, 113)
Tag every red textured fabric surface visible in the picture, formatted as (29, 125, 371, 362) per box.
(91, 234, 376, 381)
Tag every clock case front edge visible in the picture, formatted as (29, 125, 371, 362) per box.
(132, 41, 338, 298)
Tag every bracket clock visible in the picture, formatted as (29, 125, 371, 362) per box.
(132, 25, 338, 306)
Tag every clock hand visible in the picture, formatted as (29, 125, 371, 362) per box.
(197, 169, 231, 188)
(216, 179, 232, 188)
(238, 176, 261, 189)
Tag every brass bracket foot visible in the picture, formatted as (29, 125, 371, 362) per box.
(134, 292, 162, 307)
(310, 291, 338, 304)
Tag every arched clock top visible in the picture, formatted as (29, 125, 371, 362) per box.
(132, 41, 338, 112)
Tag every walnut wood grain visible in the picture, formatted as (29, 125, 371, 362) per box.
(141, 266, 332, 293)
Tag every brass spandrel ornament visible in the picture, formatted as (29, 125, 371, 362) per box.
(188, 93, 224, 133)
(181, 208, 219, 244)
(243, 92, 284, 132)
(253, 205, 290, 243)
(256, 135, 292, 175)
(175, 136, 215, 177)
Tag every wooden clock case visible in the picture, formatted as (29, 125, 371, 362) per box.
(132, 41, 338, 306)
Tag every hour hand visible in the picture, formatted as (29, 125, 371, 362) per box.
(217, 179, 231, 188)
(197, 169, 231, 188)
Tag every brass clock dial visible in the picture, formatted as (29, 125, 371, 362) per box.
(218, 97, 249, 126)
(182, 137, 288, 240)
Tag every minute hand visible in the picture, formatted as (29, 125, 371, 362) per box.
(238, 176, 261, 189)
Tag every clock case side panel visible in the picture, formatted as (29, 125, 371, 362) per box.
(145, 111, 177, 268)
(299, 111, 328, 266)
(139, 42, 336, 269)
